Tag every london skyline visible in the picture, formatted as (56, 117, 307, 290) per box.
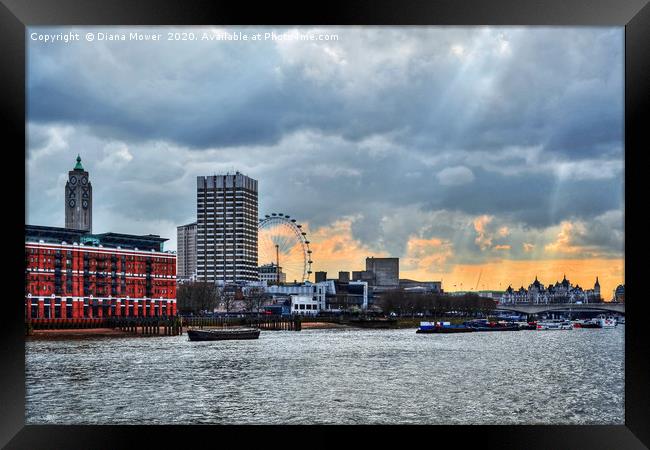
(26, 26, 624, 297)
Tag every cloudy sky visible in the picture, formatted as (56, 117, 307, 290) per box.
(26, 26, 624, 296)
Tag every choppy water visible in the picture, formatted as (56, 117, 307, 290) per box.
(26, 326, 624, 424)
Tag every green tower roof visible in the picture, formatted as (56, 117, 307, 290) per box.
(74, 154, 84, 171)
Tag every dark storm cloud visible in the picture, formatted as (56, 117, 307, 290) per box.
(26, 26, 624, 260)
(28, 27, 623, 156)
(429, 168, 623, 228)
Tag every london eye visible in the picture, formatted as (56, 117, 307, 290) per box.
(258, 213, 313, 283)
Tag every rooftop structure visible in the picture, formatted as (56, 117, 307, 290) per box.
(25, 225, 168, 252)
(259, 263, 286, 284)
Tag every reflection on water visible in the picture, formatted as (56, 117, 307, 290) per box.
(26, 327, 624, 424)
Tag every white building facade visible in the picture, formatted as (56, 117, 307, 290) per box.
(290, 294, 319, 315)
(265, 281, 330, 312)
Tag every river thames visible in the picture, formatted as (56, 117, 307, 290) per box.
(25, 326, 624, 425)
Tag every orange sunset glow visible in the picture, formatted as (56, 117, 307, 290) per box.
(305, 219, 624, 300)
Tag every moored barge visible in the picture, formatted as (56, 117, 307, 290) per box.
(536, 319, 573, 330)
(416, 321, 475, 333)
(464, 319, 520, 332)
(187, 327, 261, 341)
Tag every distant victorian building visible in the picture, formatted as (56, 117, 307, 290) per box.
(500, 275, 602, 304)
(613, 284, 625, 302)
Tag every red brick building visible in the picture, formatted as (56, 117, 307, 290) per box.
(25, 225, 177, 320)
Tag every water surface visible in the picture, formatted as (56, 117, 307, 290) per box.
(26, 327, 624, 424)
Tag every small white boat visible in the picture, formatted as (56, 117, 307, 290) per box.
(596, 315, 617, 328)
(617, 316, 625, 325)
(537, 319, 573, 330)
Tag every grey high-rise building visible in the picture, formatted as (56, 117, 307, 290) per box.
(196, 173, 258, 284)
(177, 222, 197, 279)
(366, 257, 399, 287)
(64, 155, 92, 232)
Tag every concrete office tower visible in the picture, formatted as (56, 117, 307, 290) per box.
(197, 173, 258, 283)
(338, 271, 350, 282)
(366, 257, 399, 287)
(177, 222, 197, 279)
(315, 271, 327, 283)
(65, 155, 92, 232)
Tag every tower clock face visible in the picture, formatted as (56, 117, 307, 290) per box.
(82, 200, 88, 209)
(70, 175, 77, 185)
(68, 199, 76, 208)
(81, 176, 88, 185)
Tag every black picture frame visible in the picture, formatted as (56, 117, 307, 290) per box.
(2, 0, 648, 448)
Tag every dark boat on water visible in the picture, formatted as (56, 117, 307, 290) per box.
(416, 321, 475, 333)
(417, 328, 475, 333)
(578, 322, 602, 329)
(464, 319, 520, 332)
(187, 327, 260, 341)
(572, 319, 602, 329)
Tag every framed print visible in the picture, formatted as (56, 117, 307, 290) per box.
(1, 0, 649, 448)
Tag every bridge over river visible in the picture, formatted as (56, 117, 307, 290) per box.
(495, 302, 625, 315)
